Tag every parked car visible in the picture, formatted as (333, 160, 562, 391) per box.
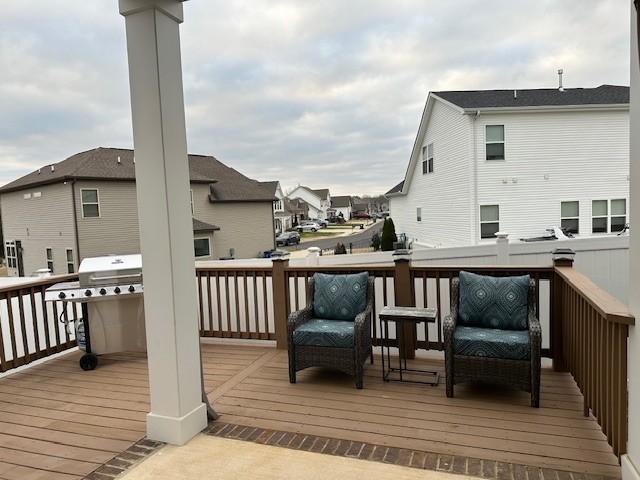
(296, 222, 321, 232)
(329, 216, 346, 224)
(310, 218, 328, 228)
(276, 231, 301, 246)
(353, 211, 371, 219)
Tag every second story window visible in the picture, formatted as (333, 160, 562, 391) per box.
(422, 143, 434, 174)
(480, 205, 499, 239)
(611, 199, 627, 232)
(592, 200, 608, 233)
(46, 248, 54, 273)
(560, 201, 579, 234)
(485, 125, 505, 160)
(194, 238, 211, 258)
(416, 207, 422, 222)
(66, 249, 75, 274)
(81, 189, 100, 218)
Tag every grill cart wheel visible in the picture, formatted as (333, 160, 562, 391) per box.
(79, 353, 98, 371)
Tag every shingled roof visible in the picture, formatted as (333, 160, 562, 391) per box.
(434, 84, 629, 110)
(331, 195, 352, 208)
(311, 188, 329, 200)
(385, 181, 404, 196)
(192, 218, 220, 232)
(1, 147, 275, 202)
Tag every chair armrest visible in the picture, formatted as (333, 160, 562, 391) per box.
(528, 310, 542, 356)
(354, 305, 373, 335)
(443, 305, 458, 353)
(288, 305, 314, 338)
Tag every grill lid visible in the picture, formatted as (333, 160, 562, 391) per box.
(79, 254, 142, 287)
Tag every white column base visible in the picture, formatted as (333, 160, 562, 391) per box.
(623, 455, 640, 480)
(147, 402, 207, 445)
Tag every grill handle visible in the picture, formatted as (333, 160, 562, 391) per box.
(88, 273, 142, 283)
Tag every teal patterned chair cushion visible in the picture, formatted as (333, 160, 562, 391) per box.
(453, 326, 530, 360)
(313, 272, 368, 321)
(458, 271, 530, 330)
(292, 319, 354, 348)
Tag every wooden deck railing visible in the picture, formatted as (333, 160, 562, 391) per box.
(0, 274, 79, 373)
(554, 265, 634, 458)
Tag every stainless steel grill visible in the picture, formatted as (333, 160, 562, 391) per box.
(45, 254, 146, 370)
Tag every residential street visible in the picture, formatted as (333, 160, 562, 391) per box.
(287, 221, 383, 251)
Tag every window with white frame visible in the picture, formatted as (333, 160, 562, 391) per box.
(5, 242, 17, 269)
(66, 249, 75, 274)
(81, 189, 100, 218)
(46, 248, 54, 273)
(194, 238, 211, 258)
(485, 125, 505, 160)
(592, 200, 608, 233)
(560, 201, 579, 234)
(416, 207, 422, 222)
(610, 199, 627, 232)
(480, 205, 499, 239)
(422, 143, 434, 174)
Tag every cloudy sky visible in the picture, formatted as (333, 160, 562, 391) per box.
(0, 1, 630, 196)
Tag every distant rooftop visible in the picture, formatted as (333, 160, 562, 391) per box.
(331, 195, 351, 208)
(1, 147, 275, 202)
(434, 84, 629, 110)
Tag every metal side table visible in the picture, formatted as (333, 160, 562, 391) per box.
(379, 306, 439, 385)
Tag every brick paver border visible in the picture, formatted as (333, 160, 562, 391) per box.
(205, 421, 617, 480)
(84, 438, 165, 480)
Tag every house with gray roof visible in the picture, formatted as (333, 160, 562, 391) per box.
(329, 195, 352, 220)
(387, 84, 630, 247)
(287, 185, 331, 220)
(0, 147, 276, 276)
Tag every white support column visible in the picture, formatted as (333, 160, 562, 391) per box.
(119, 0, 207, 445)
(624, 2, 640, 479)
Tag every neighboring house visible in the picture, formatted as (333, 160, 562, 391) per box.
(283, 198, 309, 226)
(261, 181, 293, 234)
(330, 195, 352, 220)
(386, 84, 630, 247)
(287, 186, 331, 220)
(0, 147, 276, 276)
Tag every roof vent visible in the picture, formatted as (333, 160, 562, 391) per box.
(37, 168, 41, 175)
(558, 68, 564, 92)
(513, 89, 517, 99)
(50, 165, 55, 173)
(117, 155, 121, 164)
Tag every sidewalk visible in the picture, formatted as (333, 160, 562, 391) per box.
(122, 435, 472, 480)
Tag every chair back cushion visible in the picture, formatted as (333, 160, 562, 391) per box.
(458, 271, 530, 330)
(313, 272, 368, 321)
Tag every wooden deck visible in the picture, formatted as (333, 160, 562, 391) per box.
(0, 343, 621, 479)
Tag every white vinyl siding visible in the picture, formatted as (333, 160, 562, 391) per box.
(389, 98, 474, 247)
(476, 110, 629, 242)
(561, 201, 580, 234)
(0, 183, 76, 276)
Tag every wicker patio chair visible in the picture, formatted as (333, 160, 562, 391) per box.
(287, 272, 374, 389)
(444, 271, 541, 407)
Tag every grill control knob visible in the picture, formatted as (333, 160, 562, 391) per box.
(58, 292, 66, 299)
(114, 287, 121, 294)
(85, 289, 92, 297)
(99, 288, 107, 296)
(128, 285, 135, 293)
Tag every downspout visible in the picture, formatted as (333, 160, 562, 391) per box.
(70, 180, 81, 267)
(472, 110, 480, 244)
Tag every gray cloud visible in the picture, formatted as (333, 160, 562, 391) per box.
(0, 0, 630, 195)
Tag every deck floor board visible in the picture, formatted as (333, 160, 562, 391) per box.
(0, 343, 622, 479)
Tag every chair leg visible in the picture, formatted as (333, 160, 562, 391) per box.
(355, 362, 364, 389)
(289, 368, 296, 384)
(288, 347, 296, 384)
(445, 352, 454, 398)
(370, 346, 374, 364)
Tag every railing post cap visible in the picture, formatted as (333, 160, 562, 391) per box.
(552, 248, 575, 266)
(392, 249, 412, 262)
(270, 251, 290, 262)
(306, 247, 321, 253)
(495, 231, 509, 240)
